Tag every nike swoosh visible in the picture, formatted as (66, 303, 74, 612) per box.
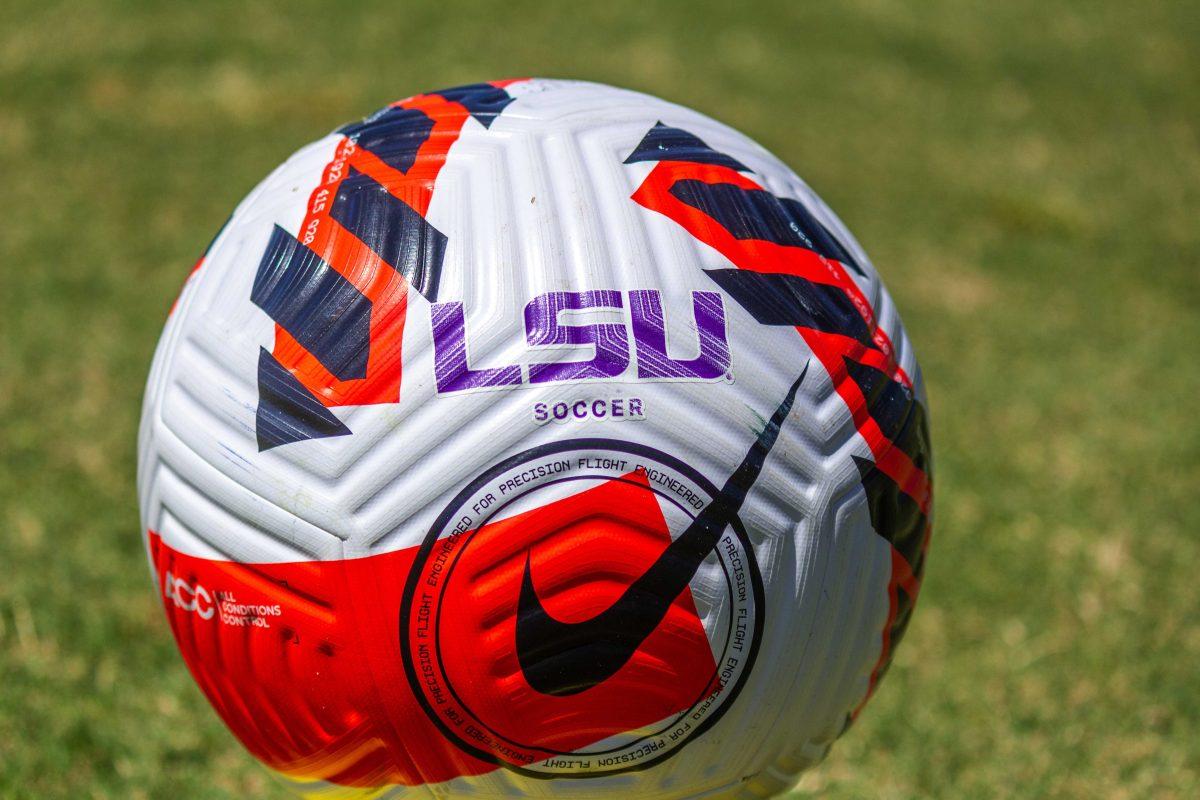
(516, 364, 808, 696)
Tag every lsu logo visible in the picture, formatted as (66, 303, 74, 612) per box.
(431, 289, 731, 394)
(247, 80, 732, 446)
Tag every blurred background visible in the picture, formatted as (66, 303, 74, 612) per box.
(1, 1, 1197, 798)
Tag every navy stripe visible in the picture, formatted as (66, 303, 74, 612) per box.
(842, 357, 932, 474)
(854, 453, 926, 672)
(329, 167, 447, 301)
(255, 348, 352, 451)
(434, 83, 516, 128)
(670, 180, 864, 275)
(853, 456, 927, 586)
(251, 225, 372, 381)
(853, 453, 926, 657)
(846, 359, 932, 656)
(624, 122, 748, 171)
(339, 106, 434, 175)
(704, 268, 873, 345)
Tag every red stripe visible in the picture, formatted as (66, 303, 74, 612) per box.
(630, 160, 928, 514)
(629, 155, 933, 709)
(269, 89, 519, 409)
(851, 522, 929, 718)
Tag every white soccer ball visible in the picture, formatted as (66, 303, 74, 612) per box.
(138, 78, 932, 799)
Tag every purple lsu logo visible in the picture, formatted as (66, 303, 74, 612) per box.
(431, 290, 730, 394)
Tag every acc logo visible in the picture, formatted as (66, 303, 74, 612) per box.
(431, 289, 731, 394)
(400, 371, 801, 778)
(163, 571, 215, 620)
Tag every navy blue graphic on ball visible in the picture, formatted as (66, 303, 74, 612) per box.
(251, 224, 373, 382)
(623, 122, 933, 689)
(669, 180, 865, 276)
(433, 83, 518, 128)
(255, 348, 352, 450)
(338, 106, 435, 176)
(251, 83, 527, 450)
(330, 166, 448, 302)
(624, 121, 750, 171)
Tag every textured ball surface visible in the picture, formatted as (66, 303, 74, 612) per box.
(137, 78, 932, 799)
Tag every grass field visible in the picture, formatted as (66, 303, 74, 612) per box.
(1, 1, 1197, 797)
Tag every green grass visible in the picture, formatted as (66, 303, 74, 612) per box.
(1, 1, 1197, 797)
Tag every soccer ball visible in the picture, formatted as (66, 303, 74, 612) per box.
(138, 79, 932, 799)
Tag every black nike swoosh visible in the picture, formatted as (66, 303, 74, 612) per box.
(515, 364, 808, 696)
